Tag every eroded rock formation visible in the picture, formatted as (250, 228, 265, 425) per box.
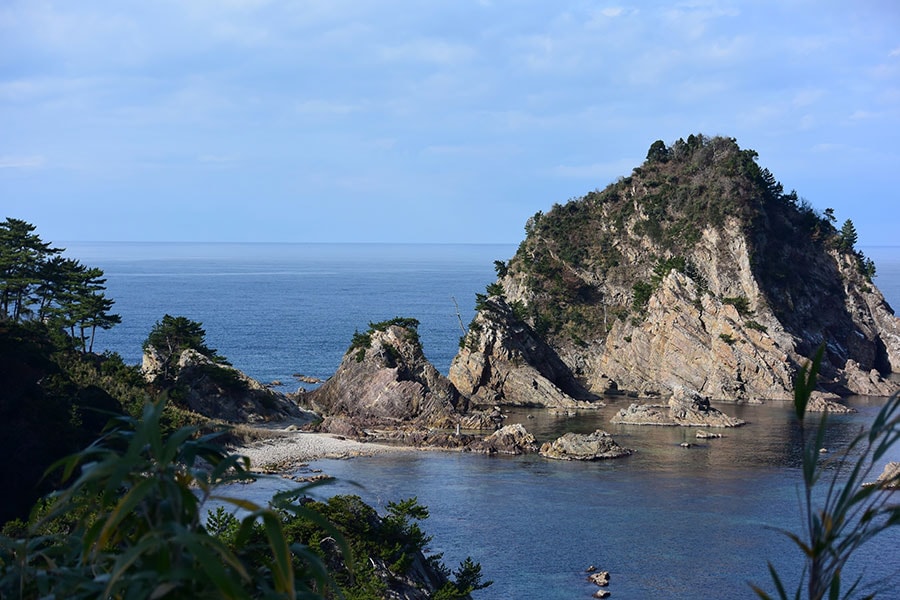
(610, 388, 746, 427)
(539, 430, 633, 460)
(469, 135, 900, 403)
(450, 296, 600, 409)
(307, 320, 494, 432)
(142, 347, 309, 423)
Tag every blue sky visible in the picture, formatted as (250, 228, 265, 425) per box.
(2, 1, 898, 245)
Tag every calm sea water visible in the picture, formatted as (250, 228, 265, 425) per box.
(64, 242, 900, 600)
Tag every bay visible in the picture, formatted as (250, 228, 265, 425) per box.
(63, 241, 900, 599)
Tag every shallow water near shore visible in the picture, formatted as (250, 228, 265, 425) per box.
(306, 399, 900, 599)
(65, 241, 900, 599)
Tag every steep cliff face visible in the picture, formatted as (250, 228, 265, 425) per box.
(471, 135, 899, 402)
(449, 296, 599, 408)
(307, 319, 485, 430)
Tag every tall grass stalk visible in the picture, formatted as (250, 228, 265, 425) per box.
(752, 348, 900, 599)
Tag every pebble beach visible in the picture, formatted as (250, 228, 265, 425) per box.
(233, 429, 409, 472)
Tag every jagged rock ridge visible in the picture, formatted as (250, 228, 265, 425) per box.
(306, 318, 495, 434)
(463, 134, 900, 402)
(450, 296, 600, 408)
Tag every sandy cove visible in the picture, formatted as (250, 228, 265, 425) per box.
(230, 428, 412, 473)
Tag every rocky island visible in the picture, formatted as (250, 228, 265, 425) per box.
(467, 135, 899, 405)
(303, 135, 899, 449)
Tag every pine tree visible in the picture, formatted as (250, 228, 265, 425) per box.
(839, 219, 858, 251)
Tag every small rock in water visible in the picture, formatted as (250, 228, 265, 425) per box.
(588, 571, 610, 586)
(593, 591, 611, 599)
(680, 442, 693, 448)
(586, 565, 596, 573)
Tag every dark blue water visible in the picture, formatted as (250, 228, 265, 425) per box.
(63, 242, 900, 599)
(67, 242, 511, 390)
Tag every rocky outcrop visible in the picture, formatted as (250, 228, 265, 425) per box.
(450, 297, 601, 409)
(307, 320, 494, 432)
(539, 430, 633, 460)
(806, 392, 856, 414)
(594, 268, 798, 402)
(470, 136, 900, 403)
(142, 347, 310, 423)
(611, 388, 746, 427)
(470, 424, 540, 455)
(875, 462, 900, 489)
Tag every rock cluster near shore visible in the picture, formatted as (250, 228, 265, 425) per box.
(875, 462, 900, 489)
(610, 388, 746, 427)
(540, 430, 633, 461)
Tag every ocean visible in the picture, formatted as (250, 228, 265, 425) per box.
(66, 242, 900, 600)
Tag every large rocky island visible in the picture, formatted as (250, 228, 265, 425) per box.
(455, 135, 900, 405)
(297, 135, 900, 456)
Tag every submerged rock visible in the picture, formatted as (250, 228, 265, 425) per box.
(539, 430, 633, 461)
(611, 388, 745, 428)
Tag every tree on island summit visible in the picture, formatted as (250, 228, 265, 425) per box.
(143, 314, 226, 382)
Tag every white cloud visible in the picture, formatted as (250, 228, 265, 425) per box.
(0, 155, 45, 169)
(294, 99, 363, 116)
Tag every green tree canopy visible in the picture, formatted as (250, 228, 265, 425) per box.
(0, 218, 119, 352)
(143, 314, 224, 382)
(839, 218, 858, 251)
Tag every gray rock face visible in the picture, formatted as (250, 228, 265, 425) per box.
(611, 388, 746, 427)
(307, 323, 486, 431)
(449, 296, 600, 409)
(471, 423, 540, 455)
(540, 429, 633, 460)
(806, 392, 856, 414)
(142, 348, 309, 423)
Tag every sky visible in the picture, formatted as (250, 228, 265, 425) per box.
(2, 1, 899, 245)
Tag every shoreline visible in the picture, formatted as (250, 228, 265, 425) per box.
(230, 429, 413, 473)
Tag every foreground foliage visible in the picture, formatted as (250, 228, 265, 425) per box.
(0, 399, 488, 599)
(752, 349, 900, 599)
